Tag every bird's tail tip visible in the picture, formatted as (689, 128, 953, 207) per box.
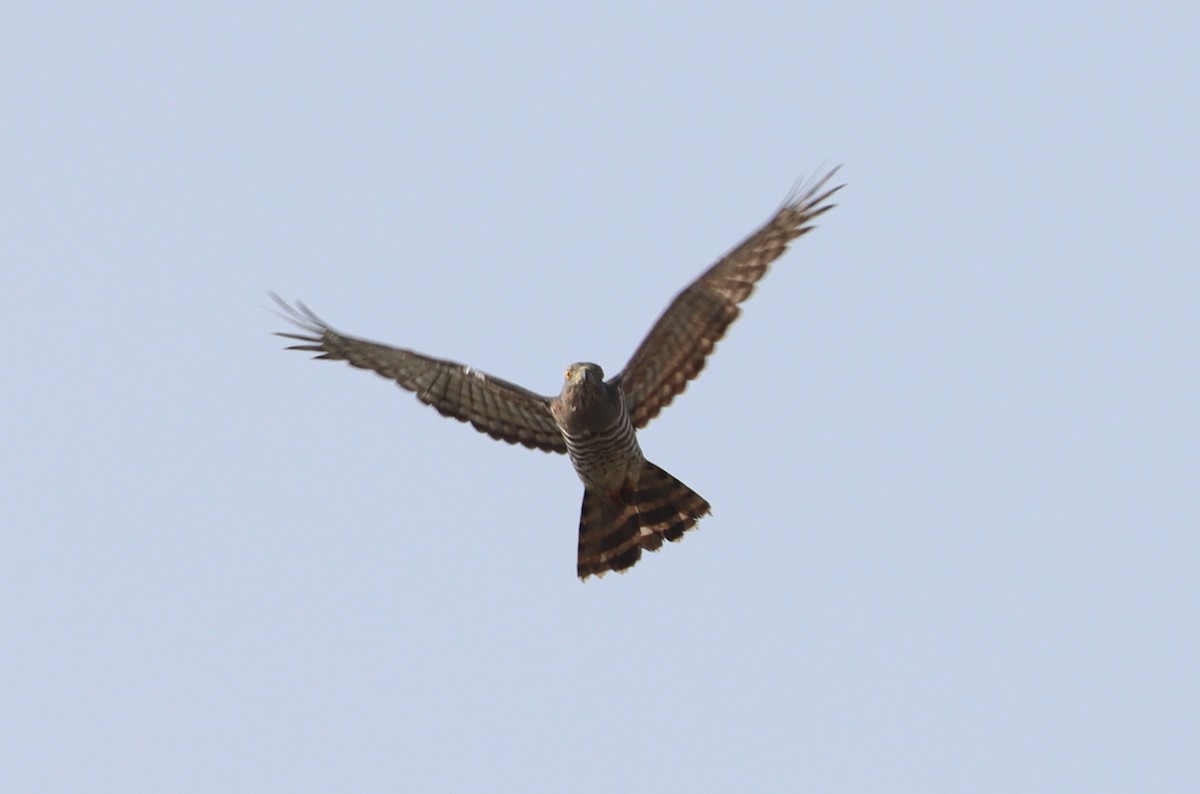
(576, 461, 710, 581)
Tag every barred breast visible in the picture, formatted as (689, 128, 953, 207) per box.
(561, 403, 645, 493)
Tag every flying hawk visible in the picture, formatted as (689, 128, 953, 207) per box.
(274, 168, 841, 579)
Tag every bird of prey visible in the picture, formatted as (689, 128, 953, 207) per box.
(273, 168, 841, 580)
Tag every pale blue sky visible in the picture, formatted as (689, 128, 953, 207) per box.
(3, 3, 1197, 791)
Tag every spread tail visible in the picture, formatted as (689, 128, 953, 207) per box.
(576, 461, 711, 580)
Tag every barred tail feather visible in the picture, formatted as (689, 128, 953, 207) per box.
(576, 461, 711, 580)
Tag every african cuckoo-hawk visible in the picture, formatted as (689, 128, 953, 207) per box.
(273, 168, 841, 580)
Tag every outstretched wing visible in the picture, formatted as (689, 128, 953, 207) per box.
(271, 295, 567, 454)
(613, 168, 842, 428)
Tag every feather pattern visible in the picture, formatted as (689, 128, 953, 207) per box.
(576, 462, 711, 580)
(271, 295, 566, 454)
(614, 168, 842, 428)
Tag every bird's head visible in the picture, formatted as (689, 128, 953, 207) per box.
(553, 362, 617, 430)
(563, 362, 605, 386)
(561, 363, 611, 405)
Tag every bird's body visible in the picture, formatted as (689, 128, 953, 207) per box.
(552, 363, 643, 495)
(274, 168, 841, 579)
(549, 362, 710, 576)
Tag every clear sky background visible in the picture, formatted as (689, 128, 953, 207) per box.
(3, 3, 1197, 791)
